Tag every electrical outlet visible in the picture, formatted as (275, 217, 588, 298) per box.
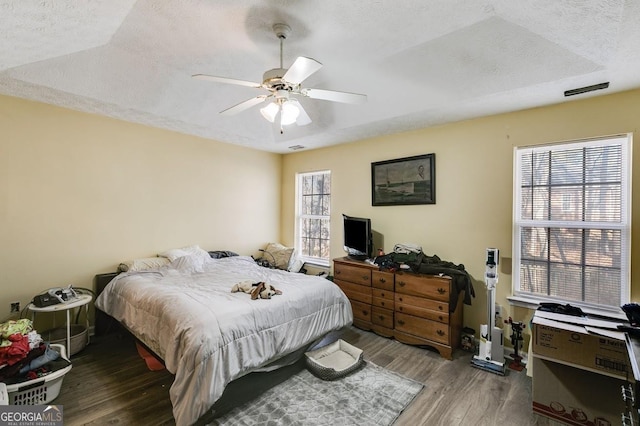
(495, 304, 503, 318)
(10, 302, 20, 313)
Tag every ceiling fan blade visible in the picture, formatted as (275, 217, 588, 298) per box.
(290, 99, 312, 126)
(192, 74, 262, 89)
(301, 88, 367, 104)
(283, 57, 323, 85)
(220, 96, 268, 116)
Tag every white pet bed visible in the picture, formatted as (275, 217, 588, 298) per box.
(304, 339, 365, 380)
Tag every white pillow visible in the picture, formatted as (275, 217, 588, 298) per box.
(171, 254, 204, 274)
(158, 248, 189, 262)
(119, 257, 170, 272)
(159, 245, 210, 263)
(181, 245, 211, 264)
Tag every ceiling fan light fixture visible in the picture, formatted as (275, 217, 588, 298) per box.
(260, 102, 279, 122)
(281, 100, 300, 125)
(194, 21, 366, 128)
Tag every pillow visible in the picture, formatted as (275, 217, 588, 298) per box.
(159, 245, 210, 263)
(118, 257, 170, 272)
(263, 243, 295, 270)
(158, 248, 189, 262)
(181, 245, 211, 264)
(171, 254, 204, 274)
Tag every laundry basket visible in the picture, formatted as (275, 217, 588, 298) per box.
(5, 344, 72, 405)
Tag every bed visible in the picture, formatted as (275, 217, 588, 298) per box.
(95, 250, 353, 425)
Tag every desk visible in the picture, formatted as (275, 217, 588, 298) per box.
(27, 294, 92, 357)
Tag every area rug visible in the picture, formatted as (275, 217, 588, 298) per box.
(211, 361, 424, 425)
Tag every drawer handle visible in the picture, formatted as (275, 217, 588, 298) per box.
(362, 310, 369, 315)
(398, 281, 406, 287)
(438, 305, 443, 311)
(437, 288, 446, 294)
(398, 297, 403, 302)
(397, 320, 405, 326)
(336, 270, 341, 275)
(362, 275, 369, 281)
(439, 316, 443, 321)
(398, 306, 403, 311)
(378, 315, 384, 321)
(380, 292, 385, 297)
(437, 330, 445, 336)
(381, 301, 385, 307)
(379, 278, 386, 283)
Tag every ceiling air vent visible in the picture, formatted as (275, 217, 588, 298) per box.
(564, 82, 609, 97)
(288, 145, 305, 150)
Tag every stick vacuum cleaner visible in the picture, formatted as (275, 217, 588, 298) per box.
(471, 248, 506, 375)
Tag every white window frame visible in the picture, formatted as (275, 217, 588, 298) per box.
(295, 170, 331, 266)
(511, 134, 632, 316)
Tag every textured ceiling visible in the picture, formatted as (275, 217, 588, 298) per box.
(1, 0, 638, 153)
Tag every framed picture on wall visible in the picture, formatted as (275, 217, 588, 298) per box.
(371, 153, 435, 206)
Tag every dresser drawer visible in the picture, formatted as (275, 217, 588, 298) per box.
(395, 293, 448, 317)
(351, 300, 371, 323)
(334, 263, 372, 286)
(372, 296, 394, 310)
(395, 312, 450, 345)
(372, 270, 394, 291)
(395, 273, 450, 302)
(396, 294, 449, 324)
(372, 287, 393, 299)
(335, 280, 372, 304)
(372, 306, 394, 328)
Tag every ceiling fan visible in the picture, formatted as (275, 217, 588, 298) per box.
(192, 23, 367, 133)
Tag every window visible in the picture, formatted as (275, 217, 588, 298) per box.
(513, 134, 631, 313)
(296, 171, 331, 265)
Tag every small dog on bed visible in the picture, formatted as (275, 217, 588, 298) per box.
(231, 280, 282, 300)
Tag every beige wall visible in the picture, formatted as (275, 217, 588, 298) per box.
(281, 88, 640, 342)
(3, 88, 638, 346)
(0, 95, 282, 319)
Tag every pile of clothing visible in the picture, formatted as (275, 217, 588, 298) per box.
(0, 319, 70, 385)
(374, 243, 424, 270)
(374, 243, 476, 311)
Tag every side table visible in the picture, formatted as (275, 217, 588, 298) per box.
(27, 294, 92, 357)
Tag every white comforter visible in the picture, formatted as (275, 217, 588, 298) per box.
(95, 255, 353, 425)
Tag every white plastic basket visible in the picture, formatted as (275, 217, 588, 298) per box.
(5, 344, 72, 405)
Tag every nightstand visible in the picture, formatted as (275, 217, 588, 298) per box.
(27, 294, 92, 357)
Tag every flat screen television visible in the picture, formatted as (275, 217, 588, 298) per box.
(343, 214, 373, 260)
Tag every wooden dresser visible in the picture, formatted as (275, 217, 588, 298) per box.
(333, 257, 464, 360)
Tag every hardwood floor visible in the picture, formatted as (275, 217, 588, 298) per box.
(54, 326, 559, 425)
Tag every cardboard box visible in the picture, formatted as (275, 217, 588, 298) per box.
(532, 356, 626, 426)
(532, 311, 631, 380)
